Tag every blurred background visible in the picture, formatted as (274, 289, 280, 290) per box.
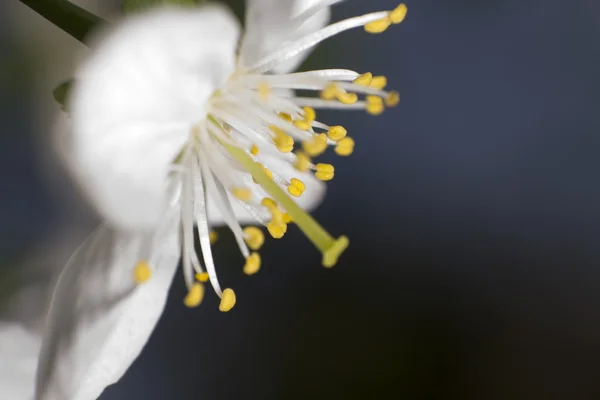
(2, 0, 600, 398)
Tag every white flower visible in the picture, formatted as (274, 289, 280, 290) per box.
(36, 1, 407, 399)
(0, 322, 41, 399)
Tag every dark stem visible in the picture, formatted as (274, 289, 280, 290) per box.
(18, 0, 105, 42)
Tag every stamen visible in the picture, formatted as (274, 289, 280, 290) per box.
(184, 283, 205, 308)
(336, 91, 359, 105)
(251, 144, 259, 156)
(303, 106, 317, 122)
(243, 226, 265, 250)
(283, 213, 293, 223)
(294, 151, 312, 172)
(287, 178, 306, 197)
(133, 260, 152, 284)
(366, 95, 385, 115)
(219, 288, 236, 312)
(370, 76, 388, 90)
(220, 141, 348, 267)
(294, 119, 312, 131)
(364, 18, 391, 34)
(327, 126, 348, 141)
(243, 253, 261, 275)
(195, 272, 209, 282)
(353, 72, 373, 86)
(390, 4, 408, 24)
(209, 231, 219, 244)
(303, 133, 328, 156)
(321, 83, 339, 100)
(315, 163, 335, 181)
(335, 137, 355, 156)
(385, 91, 400, 107)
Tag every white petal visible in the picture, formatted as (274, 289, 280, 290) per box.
(0, 323, 41, 399)
(206, 155, 326, 225)
(35, 218, 181, 400)
(68, 5, 240, 231)
(240, 0, 342, 73)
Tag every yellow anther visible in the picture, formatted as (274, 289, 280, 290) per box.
(294, 119, 312, 131)
(250, 144, 259, 156)
(322, 235, 350, 268)
(258, 82, 270, 100)
(282, 213, 293, 224)
(294, 151, 311, 172)
(243, 226, 265, 250)
(219, 288, 236, 312)
(321, 83, 339, 100)
(279, 112, 293, 122)
(315, 163, 335, 181)
(353, 72, 373, 86)
(261, 197, 278, 210)
(267, 221, 288, 239)
(243, 252, 261, 276)
(327, 126, 347, 141)
(184, 283, 205, 308)
(385, 91, 400, 107)
(274, 133, 294, 153)
(336, 91, 359, 105)
(195, 272, 209, 282)
(335, 137, 355, 157)
(370, 76, 388, 90)
(232, 188, 252, 202)
(253, 164, 273, 183)
(287, 178, 306, 197)
(303, 133, 328, 157)
(365, 17, 391, 34)
(390, 3, 408, 24)
(303, 106, 316, 122)
(269, 124, 286, 136)
(209, 231, 219, 245)
(366, 95, 385, 116)
(133, 261, 152, 284)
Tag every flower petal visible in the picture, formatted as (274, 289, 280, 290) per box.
(240, 0, 343, 73)
(68, 5, 240, 231)
(0, 323, 41, 399)
(35, 218, 180, 400)
(206, 154, 326, 225)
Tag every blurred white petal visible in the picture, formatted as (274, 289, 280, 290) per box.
(35, 218, 180, 400)
(68, 5, 240, 230)
(0, 323, 41, 400)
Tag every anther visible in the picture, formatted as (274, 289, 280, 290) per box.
(184, 283, 205, 308)
(370, 76, 388, 90)
(294, 119, 312, 131)
(195, 272, 209, 282)
(335, 137, 355, 156)
(267, 221, 287, 239)
(279, 112, 293, 122)
(288, 178, 306, 197)
(133, 261, 152, 284)
(303, 106, 316, 122)
(385, 91, 400, 107)
(390, 3, 408, 24)
(303, 133, 328, 157)
(282, 213, 293, 224)
(366, 95, 385, 116)
(321, 83, 339, 100)
(250, 144, 259, 156)
(294, 151, 311, 172)
(243, 226, 265, 250)
(274, 133, 294, 153)
(336, 91, 358, 105)
(261, 197, 278, 210)
(219, 288, 236, 312)
(315, 163, 335, 181)
(353, 72, 373, 86)
(327, 126, 347, 141)
(243, 252, 261, 275)
(232, 188, 252, 202)
(209, 231, 219, 245)
(365, 17, 392, 34)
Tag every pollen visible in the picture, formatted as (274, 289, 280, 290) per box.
(274, 133, 294, 153)
(288, 178, 306, 197)
(335, 137, 355, 156)
(336, 91, 358, 105)
(250, 144, 259, 156)
(267, 220, 287, 239)
(184, 283, 205, 308)
(133, 261, 152, 284)
(365, 17, 392, 34)
(315, 163, 335, 181)
(321, 83, 339, 100)
(353, 72, 373, 86)
(303, 133, 328, 157)
(219, 288, 236, 312)
(327, 126, 347, 141)
(366, 95, 385, 116)
(243, 226, 265, 250)
(209, 231, 219, 245)
(243, 252, 261, 275)
(232, 188, 252, 202)
(390, 3, 408, 24)
(294, 151, 311, 172)
(195, 272, 209, 282)
(385, 91, 400, 107)
(303, 106, 317, 122)
(370, 76, 388, 90)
